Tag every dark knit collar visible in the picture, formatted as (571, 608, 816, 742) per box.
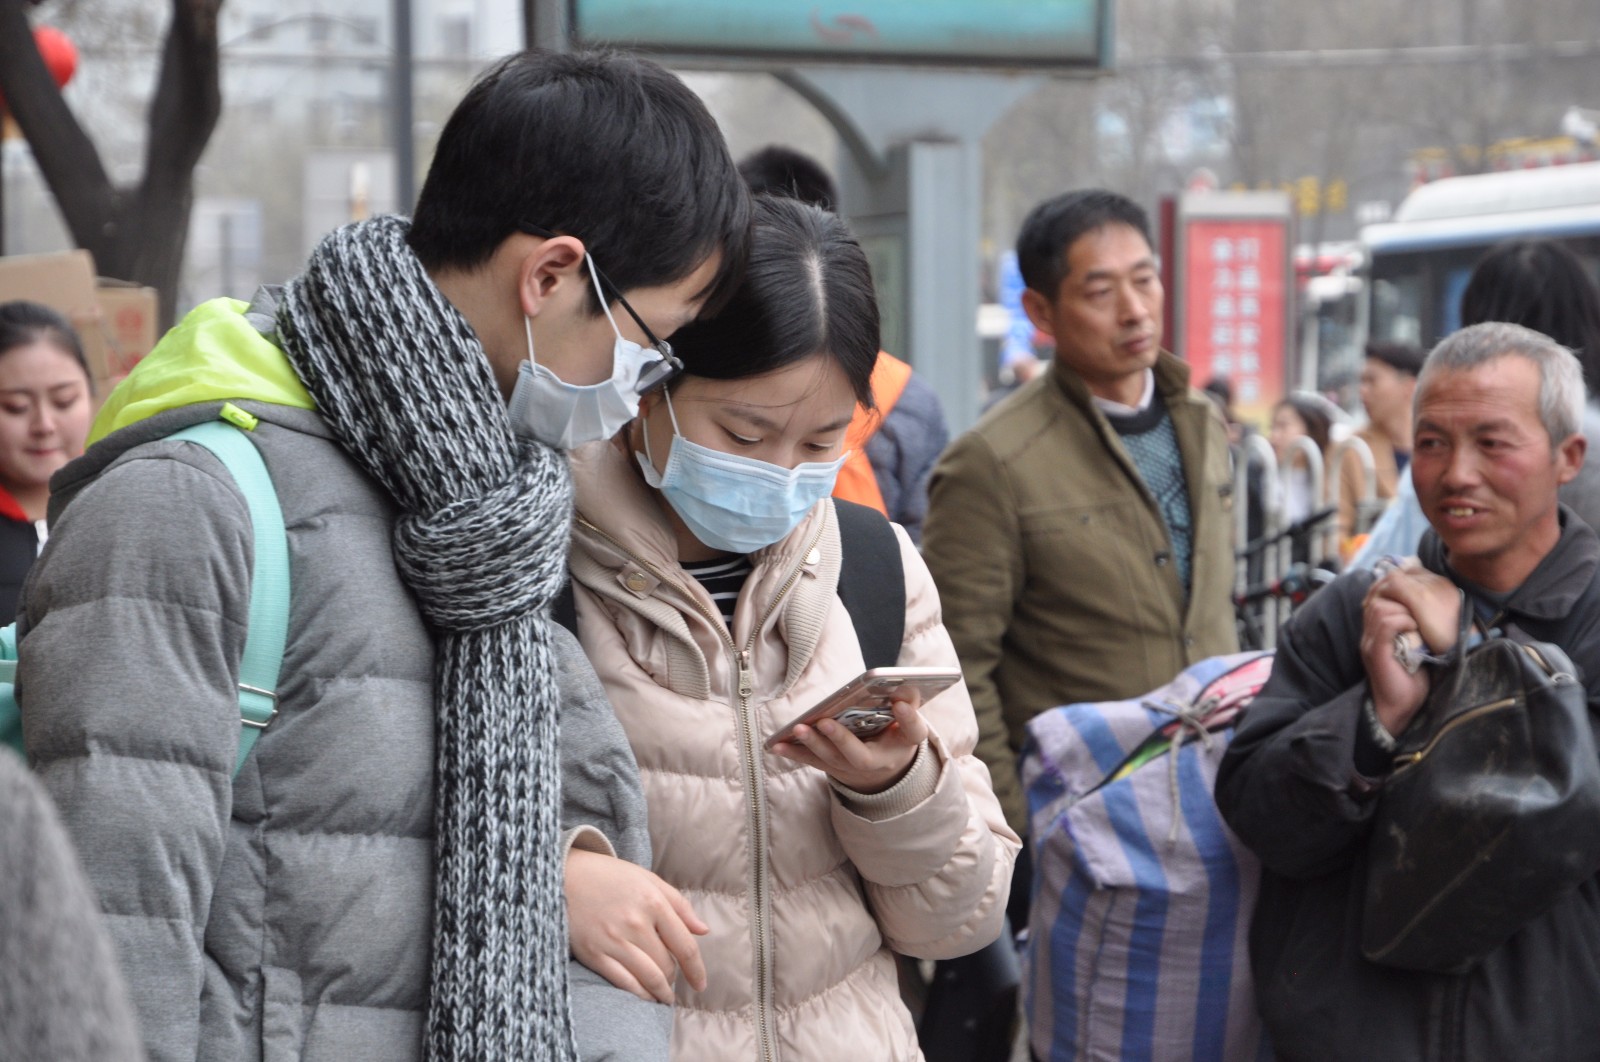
(1104, 388, 1169, 436)
(1048, 349, 1195, 417)
(1420, 506, 1600, 622)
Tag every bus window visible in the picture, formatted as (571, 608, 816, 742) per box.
(1438, 266, 1473, 340)
(1360, 161, 1600, 351)
(1372, 273, 1424, 346)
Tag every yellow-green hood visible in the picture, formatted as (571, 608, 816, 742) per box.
(90, 297, 315, 445)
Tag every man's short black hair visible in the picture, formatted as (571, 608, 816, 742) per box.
(409, 49, 749, 315)
(1365, 340, 1426, 378)
(1015, 190, 1153, 299)
(737, 146, 839, 212)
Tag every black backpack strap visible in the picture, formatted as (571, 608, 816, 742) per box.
(551, 576, 579, 636)
(833, 498, 906, 670)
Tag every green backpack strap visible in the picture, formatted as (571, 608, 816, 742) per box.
(169, 404, 290, 775)
(0, 626, 20, 757)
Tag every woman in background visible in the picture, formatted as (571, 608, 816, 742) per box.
(0, 302, 94, 618)
(1267, 393, 1334, 527)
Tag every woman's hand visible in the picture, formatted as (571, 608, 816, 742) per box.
(769, 690, 929, 794)
(565, 847, 709, 1003)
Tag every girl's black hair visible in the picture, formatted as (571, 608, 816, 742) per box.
(666, 195, 880, 409)
(1275, 394, 1332, 454)
(0, 300, 92, 382)
(1459, 239, 1600, 396)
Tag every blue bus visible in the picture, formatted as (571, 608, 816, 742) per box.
(1361, 161, 1600, 349)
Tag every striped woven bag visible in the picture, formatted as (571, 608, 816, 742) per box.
(1020, 652, 1276, 1062)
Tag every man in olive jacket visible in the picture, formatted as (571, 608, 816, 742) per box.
(923, 189, 1239, 838)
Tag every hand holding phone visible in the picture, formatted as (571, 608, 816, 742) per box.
(765, 667, 962, 749)
(766, 667, 962, 794)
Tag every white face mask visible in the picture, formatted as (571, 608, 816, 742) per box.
(507, 253, 677, 450)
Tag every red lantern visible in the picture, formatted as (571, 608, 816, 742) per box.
(0, 26, 78, 114)
(34, 26, 78, 89)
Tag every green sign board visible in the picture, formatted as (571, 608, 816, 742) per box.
(570, 0, 1110, 69)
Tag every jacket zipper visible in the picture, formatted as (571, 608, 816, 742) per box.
(576, 516, 826, 1062)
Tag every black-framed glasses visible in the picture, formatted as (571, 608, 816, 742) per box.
(517, 222, 683, 394)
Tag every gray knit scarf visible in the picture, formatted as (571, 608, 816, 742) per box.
(275, 214, 577, 1061)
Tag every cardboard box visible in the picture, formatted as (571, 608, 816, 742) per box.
(0, 249, 160, 391)
(0, 248, 100, 329)
(93, 280, 159, 384)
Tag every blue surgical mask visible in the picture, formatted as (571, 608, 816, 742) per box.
(634, 390, 847, 555)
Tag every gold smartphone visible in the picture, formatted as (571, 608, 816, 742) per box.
(764, 666, 963, 749)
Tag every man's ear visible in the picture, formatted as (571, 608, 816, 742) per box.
(1020, 287, 1057, 338)
(1557, 431, 1587, 485)
(517, 234, 587, 319)
(635, 388, 664, 419)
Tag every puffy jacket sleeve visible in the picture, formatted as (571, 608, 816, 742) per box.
(829, 525, 1021, 960)
(19, 446, 252, 1062)
(552, 625, 673, 1062)
(920, 430, 1028, 834)
(0, 749, 146, 1062)
(1215, 571, 1385, 879)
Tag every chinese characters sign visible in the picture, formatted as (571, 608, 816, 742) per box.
(1181, 215, 1289, 418)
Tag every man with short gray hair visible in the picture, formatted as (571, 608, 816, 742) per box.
(1216, 321, 1600, 1060)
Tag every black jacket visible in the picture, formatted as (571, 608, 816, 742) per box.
(0, 510, 36, 622)
(1216, 509, 1600, 1062)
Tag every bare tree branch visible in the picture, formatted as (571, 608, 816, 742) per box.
(0, 0, 116, 252)
(0, 0, 224, 327)
(142, 0, 222, 190)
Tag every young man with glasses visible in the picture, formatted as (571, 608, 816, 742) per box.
(17, 50, 748, 1062)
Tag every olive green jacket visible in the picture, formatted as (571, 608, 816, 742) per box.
(922, 352, 1240, 834)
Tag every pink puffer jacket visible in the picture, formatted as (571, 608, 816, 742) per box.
(567, 440, 1018, 1062)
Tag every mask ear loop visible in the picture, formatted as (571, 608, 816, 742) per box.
(524, 314, 537, 368)
(584, 253, 628, 339)
(640, 385, 683, 470)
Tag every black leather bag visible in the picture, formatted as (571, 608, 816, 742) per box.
(1362, 631, 1600, 973)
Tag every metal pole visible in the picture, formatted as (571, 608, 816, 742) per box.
(391, 0, 415, 213)
(220, 211, 234, 298)
(527, 0, 570, 52)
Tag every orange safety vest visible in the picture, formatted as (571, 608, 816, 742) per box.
(832, 351, 914, 516)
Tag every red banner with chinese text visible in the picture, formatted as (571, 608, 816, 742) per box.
(1181, 218, 1288, 422)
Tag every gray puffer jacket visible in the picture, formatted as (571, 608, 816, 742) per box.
(0, 747, 145, 1061)
(19, 399, 667, 1062)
